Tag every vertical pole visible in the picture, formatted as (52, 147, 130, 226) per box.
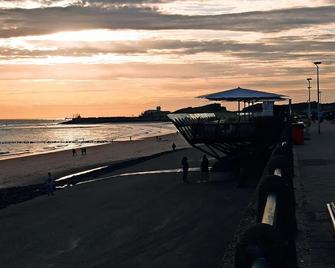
(307, 78, 312, 125)
(238, 100, 240, 122)
(317, 65, 320, 134)
(289, 99, 292, 116)
(248, 101, 250, 119)
(307, 80, 311, 120)
(308, 87, 311, 119)
(243, 101, 246, 121)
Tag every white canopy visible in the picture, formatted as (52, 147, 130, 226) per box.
(198, 87, 286, 102)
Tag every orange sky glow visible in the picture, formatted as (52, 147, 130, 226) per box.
(0, 0, 334, 118)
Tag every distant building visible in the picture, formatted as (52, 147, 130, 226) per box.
(73, 114, 81, 119)
(140, 106, 170, 120)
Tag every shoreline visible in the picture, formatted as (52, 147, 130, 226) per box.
(0, 122, 176, 161)
(0, 132, 189, 188)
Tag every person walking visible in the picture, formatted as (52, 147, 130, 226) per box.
(172, 142, 176, 151)
(181, 157, 189, 184)
(46, 172, 55, 196)
(72, 149, 77, 156)
(200, 154, 210, 182)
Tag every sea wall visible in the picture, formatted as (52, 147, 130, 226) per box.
(220, 124, 296, 267)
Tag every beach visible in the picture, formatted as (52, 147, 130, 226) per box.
(0, 133, 189, 188)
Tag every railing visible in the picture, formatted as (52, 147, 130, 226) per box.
(326, 202, 335, 231)
(234, 124, 297, 268)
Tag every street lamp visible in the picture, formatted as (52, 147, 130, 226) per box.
(313, 61, 322, 134)
(307, 78, 312, 121)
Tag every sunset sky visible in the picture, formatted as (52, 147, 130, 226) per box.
(0, 0, 334, 118)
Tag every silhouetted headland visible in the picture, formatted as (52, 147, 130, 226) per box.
(63, 106, 171, 124)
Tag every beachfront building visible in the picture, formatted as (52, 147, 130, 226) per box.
(168, 87, 288, 159)
(199, 87, 286, 117)
(140, 106, 170, 120)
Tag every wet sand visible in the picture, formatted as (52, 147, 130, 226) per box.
(0, 148, 254, 268)
(0, 133, 189, 188)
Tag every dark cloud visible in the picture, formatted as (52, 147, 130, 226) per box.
(0, 5, 335, 37)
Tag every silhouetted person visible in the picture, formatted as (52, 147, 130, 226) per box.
(46, 172, 54, 196)
(172, 142, 176, 151)
(181, 157, 189, 184)
(72, 149, 77, 156)
(201, 154, 209, 182)
(81, 147, 87, 155)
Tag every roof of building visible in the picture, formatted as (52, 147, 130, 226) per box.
(198, 87, 287, 102)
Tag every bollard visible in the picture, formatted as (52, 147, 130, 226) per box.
(234, 223, 285, 268)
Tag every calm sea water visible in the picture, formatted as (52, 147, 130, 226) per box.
(0, 120, 176, 160)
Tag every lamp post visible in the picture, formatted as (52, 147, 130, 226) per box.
(313, 61, 322, 134)
(307, 78, 312, 121)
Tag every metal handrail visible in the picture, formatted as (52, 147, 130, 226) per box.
(236, 124, 294, 268)
(261, 193, 277, 226)
(252, 168, 282, 267)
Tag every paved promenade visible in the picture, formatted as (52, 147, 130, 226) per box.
(295, 121, 335, 267)
(0, 148, 253, 268)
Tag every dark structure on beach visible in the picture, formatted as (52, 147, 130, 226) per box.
(168, 87, 288, 159)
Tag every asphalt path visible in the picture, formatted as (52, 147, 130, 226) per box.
(0, 148, 254, 268)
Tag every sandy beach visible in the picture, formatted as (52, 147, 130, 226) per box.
(0, 133, 189, 188)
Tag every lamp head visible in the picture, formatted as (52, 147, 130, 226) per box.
(307, 78, 312, 81)
(313, 61, 322, 65)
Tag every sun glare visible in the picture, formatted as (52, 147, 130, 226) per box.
(0, 0, 78, 9)
(25, 30, 146, 43)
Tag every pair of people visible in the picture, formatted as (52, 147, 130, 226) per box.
(181, 155, 209, 184)
(72, 148, 87, 156)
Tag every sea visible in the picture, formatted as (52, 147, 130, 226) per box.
(0, 120, 177, 160)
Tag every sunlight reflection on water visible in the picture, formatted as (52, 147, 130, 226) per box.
(0, 120, 176, 159)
